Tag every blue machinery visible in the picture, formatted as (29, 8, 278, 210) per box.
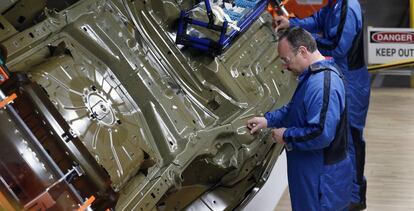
(176, 0, 268, 55)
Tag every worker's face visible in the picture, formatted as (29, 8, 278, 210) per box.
(277, 38, 306, 76)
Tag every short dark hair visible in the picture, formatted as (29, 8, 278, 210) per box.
(278, 27, 317, 53)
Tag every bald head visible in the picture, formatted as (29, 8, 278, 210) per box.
(278, 27, 317, 54)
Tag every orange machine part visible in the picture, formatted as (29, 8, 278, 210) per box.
(0, 192, 17, 211)
(77, 195, 95, 211)
(0, 93, 17, 109)
(0, 66, 9, 84)
(284, 0, 330, 19)
(267, 4, 278, 18)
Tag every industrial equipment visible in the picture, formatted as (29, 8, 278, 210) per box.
(0, 0, 326, 210)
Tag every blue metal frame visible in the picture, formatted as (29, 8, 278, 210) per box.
(176, 0, 268, 55)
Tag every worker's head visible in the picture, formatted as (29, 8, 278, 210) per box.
(277, 27, 317, 75)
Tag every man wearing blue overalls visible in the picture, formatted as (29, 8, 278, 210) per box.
(274, 0, 370, 209)
(248, 27, 352, 210)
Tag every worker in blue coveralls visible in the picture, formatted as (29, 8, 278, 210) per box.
(247, 27, 352, 211)
(274, 0, 370, 210)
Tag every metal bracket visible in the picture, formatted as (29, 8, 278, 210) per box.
(66, 165, 85, 183)
(62, 128, 77, 142)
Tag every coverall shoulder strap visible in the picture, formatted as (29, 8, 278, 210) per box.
(309, 61, 344, 78)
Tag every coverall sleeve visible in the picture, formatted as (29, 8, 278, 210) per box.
(283, 72, 342, 151)
(264, 101, 292, 128)
(289, 7, 327, 34)
(314, 7, 359, 59)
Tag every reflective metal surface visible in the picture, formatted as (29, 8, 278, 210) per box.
(0, 0, 296, 210)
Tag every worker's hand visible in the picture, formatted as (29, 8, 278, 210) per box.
(247, 117, 268, 134)
(273, 16, 290, 32)
(272, 128, 286, 144)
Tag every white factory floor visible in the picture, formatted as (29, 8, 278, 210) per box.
(274, 88, 414, 211)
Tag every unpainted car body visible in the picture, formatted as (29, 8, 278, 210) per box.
(0, 0, 296, 210)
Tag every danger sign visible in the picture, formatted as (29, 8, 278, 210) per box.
(368, 27, 414, 64)
(371, 32, 414, 43)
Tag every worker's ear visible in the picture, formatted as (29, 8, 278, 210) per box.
(297, 46, 307, 56)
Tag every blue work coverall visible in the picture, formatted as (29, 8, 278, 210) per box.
(265, 59, 352, 210)
(289, 0, 370, 204)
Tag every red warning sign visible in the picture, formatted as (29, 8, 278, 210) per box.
(371, 32, 414, 43)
